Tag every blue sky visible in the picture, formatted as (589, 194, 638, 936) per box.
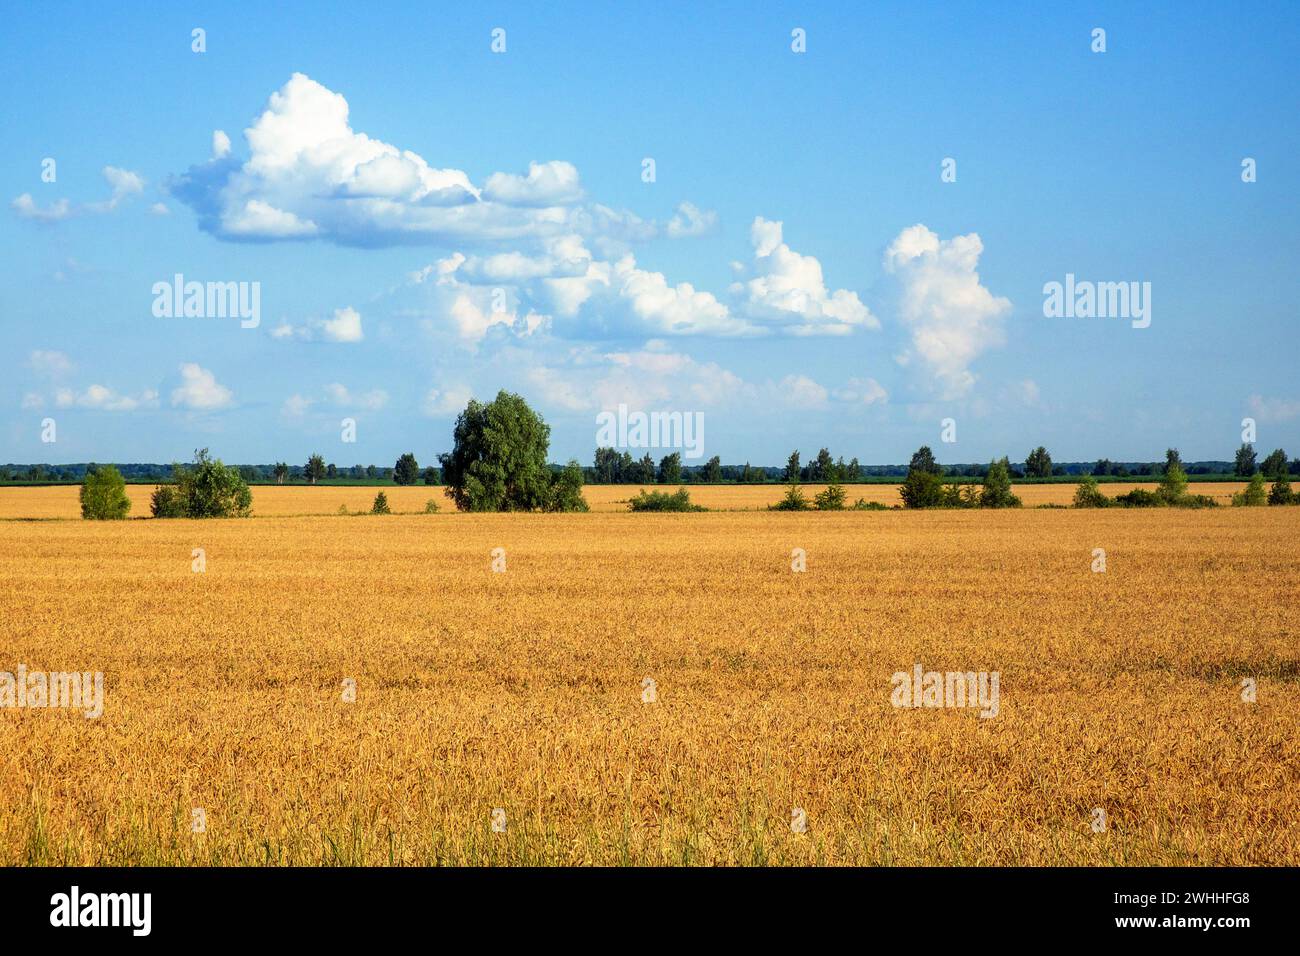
(3, 1, 1297, 468)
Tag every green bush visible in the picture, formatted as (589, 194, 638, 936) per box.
(899, 470, 945, 509)
(629, 487, 705, 512)
(371, 491, 391, 514)
(941, 483, 980, 508)
(1232, 473, 1267, 507)
(79, 464, 131, 520)
(1268, 475, 1296, 506)
(424, 498, 441, 514)
(150, 484, 186, 518)
(813, 482, 846, 510)
(1174, 494, 1219, 509)
(1114, 488, 1163, 508)
(770, 482, 811, 511)
(851, 498, 891, 511)
(150, 449, 251, 518)
(547, 460, 590, 513)
(1072, 476, 1111, 508)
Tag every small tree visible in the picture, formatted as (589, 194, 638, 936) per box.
(1072, 476, 1111, 508)
(980, 458, 1021, 508)
(784, 451, 801, 482)
(1232, 472, 1267, 507)
(1165, 448, 1182, 472)
(1234, 443, 1257, 477)
(423, 466, 440, 485)
(305, 454, 326, 485)
(273, 462, 288, 485)
(1157, 461, 1188, 503)
(80, 464, 131, 520)
(702, 456, 722, 483)
(326, 463, 338, 479)
(814, 482, 846, 510)
(657, 452, 682, 485)
(393, 453, 420, 486)
(771, 481, 811, 511)
(1025, 446, 1052, 478)
(371, 491, 391, 514)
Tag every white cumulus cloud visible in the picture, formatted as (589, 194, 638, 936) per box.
(170, 363, 233, 410)
(884, 224, 1011, 398)
(730, 217, 876, 335)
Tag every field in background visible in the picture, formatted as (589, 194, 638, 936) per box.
(0, 481, 1251, 520)
(2, 502, 1297, 865)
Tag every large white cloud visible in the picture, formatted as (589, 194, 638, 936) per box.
(883, 224, 1011, 397)
(168, 74, 661, 248)
(408, 256, 550, 344)
(612, 256, 750, 336)
(403, 219, 875, 341)
(482, 161, 583, 206)
(730, 217, 876, 335)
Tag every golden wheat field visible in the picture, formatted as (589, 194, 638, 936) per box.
(1, 493, 1297, 866)
(0, 481, 1251, 519)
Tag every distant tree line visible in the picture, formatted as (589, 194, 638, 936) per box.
(30, 437, 1300, 496)
(575, 444, 1297, 484)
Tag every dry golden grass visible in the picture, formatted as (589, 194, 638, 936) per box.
(0, 481, 1251, 519)
(1, 499, 1296, 865)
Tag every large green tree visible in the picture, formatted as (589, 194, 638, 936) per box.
(439, 391, 569, 511)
